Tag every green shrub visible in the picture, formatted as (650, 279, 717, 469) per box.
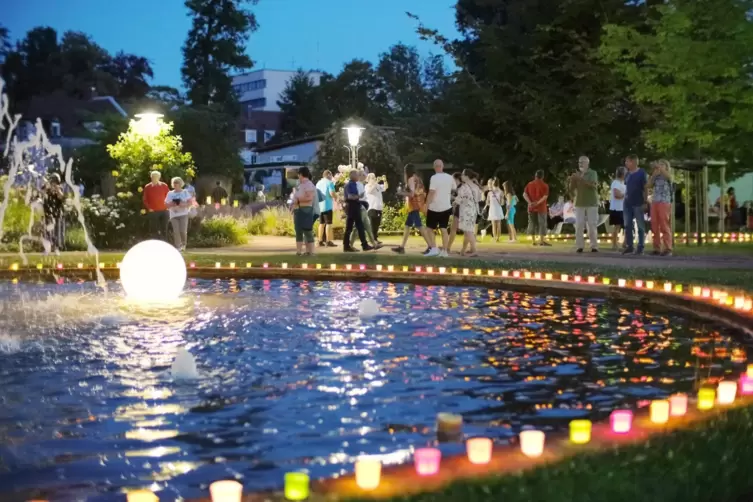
(380, 203, 409, 232)
(253, 206, 294, 237)
(191, 215, 248, 248)
(65, 226, 89, 251)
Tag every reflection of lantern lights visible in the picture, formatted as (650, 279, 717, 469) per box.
(355, 457, 382, 490)
(519, 430, 545, 457)
(717, 381, 737, 405)
(569, 419, 591, 444)
(466, 437, 493, 464)
(610, 410, 633, 433)
(210, 480, 243, 502)
(698, 388, 715, 410)
(669, 393, 687, 416)
(650, 400, 670, 424)
(284, 472, 309, 501)
(414, 448, 441, 475)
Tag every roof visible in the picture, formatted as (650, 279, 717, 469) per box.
(21, 92, 127, 138)
(254, 134, 325, 153)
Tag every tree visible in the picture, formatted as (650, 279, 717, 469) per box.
(277, 70, 332, 139)
(172, 104, 243, 180)
(408, 0, 647, 190)
(74, 113, 129, 192)
(59, 31, 117, 99)
(105, 52, 154, 101)
(0, 24, 11, 64)
(107, 117, 195, 194)
(600, 0, 753, 178)
(181, 0, 259, 107)
(1, 27, 62, 103)
(145, 85, 186, 107)
(321, 60, 389, 125)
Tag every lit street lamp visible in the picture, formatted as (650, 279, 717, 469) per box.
(133, 112, 164, 137)
(343, 125, 364, 171)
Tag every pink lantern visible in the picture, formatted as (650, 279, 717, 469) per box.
(740, 375, 753, 395)
(669, 393, 688, 416)
(359, 264, 367, 271)
(610, 410, 633, 433)
(415, 266, 422, 273)
(414, 447, 441, 475)
(635, 280, 643, 288)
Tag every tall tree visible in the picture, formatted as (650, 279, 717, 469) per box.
(600, 0, 753, 178)
(0, 24, 11, 64)
(1, 27, 62, 103)
(181, 0, 259, 107)
(321, 60, 389, 125)
(59, 31, 116, 98)
(277, 70, 332, 139)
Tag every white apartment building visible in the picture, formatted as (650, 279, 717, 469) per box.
(231, 69, 323, 113)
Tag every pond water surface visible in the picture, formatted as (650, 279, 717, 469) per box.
(0, 278, 748, 501)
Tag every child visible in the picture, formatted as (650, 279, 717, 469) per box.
(503, 181, 518, 242)
(485, 178, 505, 241)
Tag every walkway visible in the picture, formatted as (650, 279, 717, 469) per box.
(201, 236, 753, 270)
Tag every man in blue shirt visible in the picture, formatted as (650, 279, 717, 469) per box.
(622, 154, 647, 254)
(316, 170, 337, 247)
(344, 170, 373, 252)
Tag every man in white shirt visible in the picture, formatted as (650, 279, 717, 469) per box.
(424, 159, 456, 257)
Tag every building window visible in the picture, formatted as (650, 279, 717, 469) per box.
(233, 79, 267, 94)
(245, 98, 267, 110)
(245, 129, 258, 143)
(269, 155, 283, 162)
(282, 155, 298, 161)
(50, 120, 61, 138)
(264, 130, 276, 142)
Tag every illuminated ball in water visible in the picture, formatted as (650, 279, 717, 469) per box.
(120, 240, 186, 302)
(358, 298, 380, 318)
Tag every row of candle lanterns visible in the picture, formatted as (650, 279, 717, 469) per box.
(6, 261, 753, 314)
(122, 369, 751, 501)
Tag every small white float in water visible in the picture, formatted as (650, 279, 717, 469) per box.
(120, 240, 186, 303)
(171, 347, 199, 380)
(358, 298, 380, 318)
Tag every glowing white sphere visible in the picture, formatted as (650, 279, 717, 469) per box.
(120, 240, 186, 302)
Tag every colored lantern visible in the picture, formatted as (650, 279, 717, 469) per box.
(519, 430, 545, 458)
(717, 381, 737, 405)
(355, 457, 382, 490)
(740, 375, 753, 395)
(284, 472, 309, 501)
(466, 437, 493, 464)
(610, 410, 633, 433)
(210, 480, 243, 502)
(569, 419, 592, 444)
(414, 447, 441, 475)
(698, 388, 715, 410)
(669, 393, 688, 416)
(650, 400, 670, 424)
(127, 491, 158, 502)
(618, 279, 626, 287)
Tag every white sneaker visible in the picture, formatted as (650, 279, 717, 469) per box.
(438, 250, 449, 258)
(425, 248, 440, 257)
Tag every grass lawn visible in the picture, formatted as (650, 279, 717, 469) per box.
(1, 247, 752, 291)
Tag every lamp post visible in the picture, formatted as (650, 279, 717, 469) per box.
(133, 112, 164, 137)
(343, 125, 364, 171)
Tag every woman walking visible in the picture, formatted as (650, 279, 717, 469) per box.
(648, 159, 673, 256)
(485, 178, 504, 241)
(447, 172, 463, 253)
(165, 177, 194, 251)
(503, 181, 518, 242)
(365, 173, 387, 244)
(609, 167, 627, 250)
(455, 169, 483, 256)
(292, 167, 317, 256)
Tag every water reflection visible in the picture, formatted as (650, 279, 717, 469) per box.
(0, 279, 748, 501)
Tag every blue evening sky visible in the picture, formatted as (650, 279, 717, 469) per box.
(4, 0, 459, 89)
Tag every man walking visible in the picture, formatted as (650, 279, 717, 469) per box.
(523, 170, 551, 246)
(622, 154, 647, 255)
(568, 156, 599, 253)
(424, 159, 456, 257)
(316, 170, 337, 247)
(142, 170, 170, 241)
(343, 170, 373, 252)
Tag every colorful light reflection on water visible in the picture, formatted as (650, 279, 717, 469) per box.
(0, 279, 749, 501)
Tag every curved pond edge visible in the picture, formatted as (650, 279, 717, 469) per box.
(2, 263, 753, 502)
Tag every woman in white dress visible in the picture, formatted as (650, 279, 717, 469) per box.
(485, 178, 505, 241)
(455, 169, 483, 256)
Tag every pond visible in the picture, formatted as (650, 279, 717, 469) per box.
(0, 278, 748, 501)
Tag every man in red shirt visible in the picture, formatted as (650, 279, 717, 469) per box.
(523, 170, 551, 246)
(142, 170, 170, 240)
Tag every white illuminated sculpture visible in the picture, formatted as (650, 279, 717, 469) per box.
(358, 298, 380, 318)
(120, 240, 186, 302)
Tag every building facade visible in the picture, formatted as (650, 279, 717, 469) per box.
(231, 69, 323, 113)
